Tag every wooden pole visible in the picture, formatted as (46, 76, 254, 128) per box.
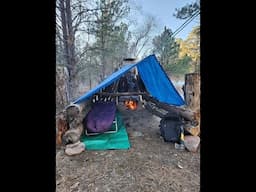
(97, 92, 147, 96)
(143, 94, 198, 124)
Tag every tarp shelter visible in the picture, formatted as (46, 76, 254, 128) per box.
(73, 54, 185, 106)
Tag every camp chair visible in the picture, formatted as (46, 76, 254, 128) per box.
(84, 96, 118, 136)
(85, 116, 118, 136)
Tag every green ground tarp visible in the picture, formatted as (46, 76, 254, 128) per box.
(81, 112, 130, 150)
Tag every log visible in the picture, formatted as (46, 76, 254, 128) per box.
(61, 100, 92, 144)
(144, 97, 200, 136)
(143, 94, 198, 124)
(184, 124, 200, 136)
(65, 101, 91, 124)
(144, 102, 169, 118)
(62, 124, 84, 145)
(66, 104, 80, 123)
(144, 96, 200, 136)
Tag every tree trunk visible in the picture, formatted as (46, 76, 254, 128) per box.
(59, 0, 69, 68)
(66, 0, 76, 77)
(101, 33, 106, 81)
(66, 0, 77, 99)
(184, 73, 200, 112)
(59, 0, 72, 100)
(59, 0, 77, 100)
(56, 66, 70, 113)
(62, 101, 92, 144)
(184, 72, 200, 136)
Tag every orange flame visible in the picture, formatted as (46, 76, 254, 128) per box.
(124, 100, 138, 110)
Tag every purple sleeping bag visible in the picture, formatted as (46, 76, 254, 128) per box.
(85, 101, 116, 133)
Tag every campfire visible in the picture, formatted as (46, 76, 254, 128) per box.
(124, 99, 138, 110)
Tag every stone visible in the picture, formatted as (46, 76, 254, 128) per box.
(65, 141, 85, 156)
(184, 135, 200, 152)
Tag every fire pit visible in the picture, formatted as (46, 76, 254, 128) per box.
(124, 99, 138, 110)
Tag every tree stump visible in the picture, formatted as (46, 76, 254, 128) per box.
(184, 73, 200, 136)
(184, 73, 200, 111)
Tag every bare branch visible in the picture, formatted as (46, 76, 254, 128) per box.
(56, 21, 63, 30)
(136, 36, 150, 57)
(56, 32, 65, 42)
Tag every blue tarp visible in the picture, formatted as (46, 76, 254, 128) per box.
(137, 55, 185, 105)
(73, 63, 137, 104)
(73, 54, 185, 106)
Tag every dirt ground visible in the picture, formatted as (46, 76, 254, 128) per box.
(56, 103, 200, 192)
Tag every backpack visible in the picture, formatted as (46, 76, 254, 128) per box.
(159, 116, 182, 143)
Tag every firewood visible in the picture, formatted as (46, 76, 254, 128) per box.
(184, 124, 200, 136)
(62, 101, 91, 145)
(62, 124, 84, 145)
(184, 111, 200, 136)
(56, 111, 68, 146)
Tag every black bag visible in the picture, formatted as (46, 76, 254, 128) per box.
(159, 116, 182, 143)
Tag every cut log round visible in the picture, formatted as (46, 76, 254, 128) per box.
(66, 103, 81, 123)
(62, 124, 84, 145)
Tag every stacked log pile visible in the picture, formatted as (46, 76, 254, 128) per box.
(56, 100, 91, 146)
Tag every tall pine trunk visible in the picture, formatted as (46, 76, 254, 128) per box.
(59, 0, 77, 100)
(66, 0, 77, 99)
(59, 0, 69, 68)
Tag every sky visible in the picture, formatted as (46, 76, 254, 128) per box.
(129, 0, 200, 40)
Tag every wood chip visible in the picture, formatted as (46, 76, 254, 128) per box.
(177, 163, 183, 169)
